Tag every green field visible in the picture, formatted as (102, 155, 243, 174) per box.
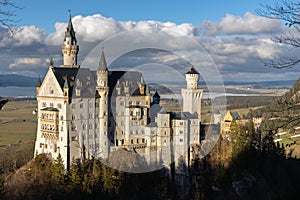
(0, 101, 37, 147)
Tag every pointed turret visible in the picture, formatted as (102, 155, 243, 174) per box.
(36, 75, 42, 95)
(97, 47, 108, 88)
(153, 91, 160, 104)
(63, 76, 69, 97)
(61, 14, 79, 68)
(36, 76, 42, 87)
(98, 47, 107, 71)
(64, 77, 69, 89)
(65, 16, 77, 45)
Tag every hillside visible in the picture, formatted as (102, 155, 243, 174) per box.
(0, 74, 37, 87)
(250, 78, 300, 123)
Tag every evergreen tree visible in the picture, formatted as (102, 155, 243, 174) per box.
(51, 154, 66, 185)
(68, 157, 82, 191)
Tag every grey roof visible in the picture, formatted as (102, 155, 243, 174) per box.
(230, 111, 241, 120)
(51, 67, 146, 99)
(153, 91, 160, 98)
(109, 71, 144, 97)
(98, 48, 108, 71)
(186, 67, 199, 75)
(171, 112, 198, 120)
(65, 17, 77, 44)
(146, 122, 157, 127)
(52, 67, 79, 97)
(149, 104, 164, 123)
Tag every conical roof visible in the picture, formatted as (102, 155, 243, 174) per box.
(186, 67, 199, 75)
(98, 48, 108, 71)
(65, 16, 77, 44)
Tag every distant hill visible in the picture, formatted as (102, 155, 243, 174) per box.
(249, 77, 300, 129)
(0, 74, 37, 87)
(0, 73, 296, 89)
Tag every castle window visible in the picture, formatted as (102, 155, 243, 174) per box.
(120, 101, 124, 106)
(72, 115, 76, 120)
(50, 88, 54, 94)
(142, 138, 145, 143)
(164, 140, 166, 144)
(57, 104, 62, 109)
(71, 136, 77, 141)
(80, 103, 83, 108)
(42, 102, 46, 107)
(40, 143, 43, 148)
(180, 138, 183, 142)
(50, 103, 54, 107)
(61, 126, 63, 131)
(180, 130, 183, 134)
(72, 104, 76, 109)
(131, 139, 133, 144)
(61, 137, 63, 141)
(137, 139, 139, 144)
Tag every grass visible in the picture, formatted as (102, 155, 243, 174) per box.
(0, 101, 37, 147)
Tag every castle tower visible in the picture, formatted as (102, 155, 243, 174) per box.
(181, 67, 203, 119)
(96, 48, 109, 158)
(61, 15, 79, 68)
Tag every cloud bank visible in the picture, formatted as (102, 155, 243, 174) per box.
(0, 12, 298, 82)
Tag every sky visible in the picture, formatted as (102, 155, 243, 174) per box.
(1, 0, 300, 82)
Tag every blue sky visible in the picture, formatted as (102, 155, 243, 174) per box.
(15, 0, 274, 33)
(2, 0, 300, 82)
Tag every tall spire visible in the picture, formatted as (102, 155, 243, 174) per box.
(61, 11, 79, 68)
(98, 47, 107, 71)
(36, 75, 42, 87)
(65, 11, 76, 44)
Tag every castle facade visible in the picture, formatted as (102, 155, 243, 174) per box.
(34, 17, 203, 171)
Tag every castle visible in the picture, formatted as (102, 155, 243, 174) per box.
(34, 16, 203, 172)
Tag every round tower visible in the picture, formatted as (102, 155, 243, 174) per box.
(61, 15, 79, 68)
(185, 67, 199, 89)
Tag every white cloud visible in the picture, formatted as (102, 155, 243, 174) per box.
(0, 25, 46, 47)
(9, 58, 45, 69)
(1, 13, 299, 81)
(201, 12, 282, 36)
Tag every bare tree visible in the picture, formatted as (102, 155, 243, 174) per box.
(0, 0, 21, 33)
(257, 0, 300, 68)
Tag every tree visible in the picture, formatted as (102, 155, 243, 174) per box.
(68, 157, 82, 190)
(0, 0, 22, 33)
(51, 154, 66, 184)
(257, 1, 300, 68)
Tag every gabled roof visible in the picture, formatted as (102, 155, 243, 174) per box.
(230, 111, 241, 120)
(51, 67, 79, 97)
